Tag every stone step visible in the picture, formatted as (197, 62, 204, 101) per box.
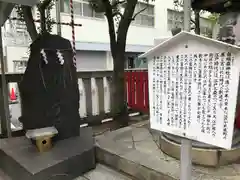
(75, 164, 133, 180)
(95, 122, 240, 180)
(0, 164, 133, 180)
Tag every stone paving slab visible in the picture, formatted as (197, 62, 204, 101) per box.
(75, 164, 132, 180)
(0, 164, 132, 180)
(95, 121, 240, 180)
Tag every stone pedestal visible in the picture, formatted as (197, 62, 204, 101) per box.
(160, 132, 240, 167)
(0, 127, 96, 180)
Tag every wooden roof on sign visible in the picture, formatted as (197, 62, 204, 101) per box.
(191, 0, 240, 13)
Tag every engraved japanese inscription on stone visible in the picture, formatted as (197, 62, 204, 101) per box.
(150, 52, 238, 149)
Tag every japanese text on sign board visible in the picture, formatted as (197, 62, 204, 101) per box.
(151, 52, 233, 140)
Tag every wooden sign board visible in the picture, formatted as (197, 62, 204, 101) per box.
(140, 31, 240, 149)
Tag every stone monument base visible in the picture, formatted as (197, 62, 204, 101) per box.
(0, 127, 96, 180)
(160, 133, 240, 167)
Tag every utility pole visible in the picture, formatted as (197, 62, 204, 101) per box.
(183, 0, 191, 32)
(180, 0, 192, 180)
(56, 0, 61, 36)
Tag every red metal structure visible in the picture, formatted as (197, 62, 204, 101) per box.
(125, 69, 240, 130)
(125, 69, 149, 113)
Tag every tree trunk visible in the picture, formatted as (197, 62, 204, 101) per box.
(112, 51, 129, 127)
(103, 0, 137, 127)
(39, 8, 46, 33)
(39, 0, 52, 33)
(194, 10, 200, 35)
(22, 6, 38, 41)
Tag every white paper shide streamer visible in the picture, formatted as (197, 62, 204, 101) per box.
(57, 50, 64, 65)
(40, 49, 48, 64)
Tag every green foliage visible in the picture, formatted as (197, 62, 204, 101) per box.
(44, 0, 55, 32)
(208, 13, 220, 22)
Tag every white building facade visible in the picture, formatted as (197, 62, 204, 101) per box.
(2, 0, 214, 73)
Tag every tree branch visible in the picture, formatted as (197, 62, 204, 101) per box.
(39, 0, 52, 9)
(37, 0, 52, 33)
(113, 11, 123, 18)
(102, 0, 117, 58)
(191, 19, 196, 25)
(117, 0, 137, 52)
(194, 10, 200, 35)
(132, 3, 148, 20)
(112, 0, 126, 7)
(21, 6, 38, 41)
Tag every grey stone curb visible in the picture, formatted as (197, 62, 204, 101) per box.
(96, 146, 174, 180)
(95, 132, 177, 180)
(95, 125, 240, 180)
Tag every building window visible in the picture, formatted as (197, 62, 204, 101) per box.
(167, 9, 184, 31)
(200, 18, 213, 38)
(137, 58, 148, 69)
(13, 60, 27, 72)
(60, 0, 104, 19)
(200, 26, 213, 37)
(133, 2, 155, 27)
(167, 9, 214, 37)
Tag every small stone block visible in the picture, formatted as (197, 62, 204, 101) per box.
(0, 127, 96, 180)
(26, 127, 58, 152)
(35, 136, 53, 153)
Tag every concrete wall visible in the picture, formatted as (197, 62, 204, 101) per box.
(50, 0, 158, 47)
(154, 0, 175, 39)
(5, 46, 29, 73)
(55, 14, 156, 47)
(5, 46, 108, 72)
(76, 50, 107, 71)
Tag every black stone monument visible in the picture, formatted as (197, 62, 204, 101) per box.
(0, 33, 96, 180)
(19, 33, 80, 140)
